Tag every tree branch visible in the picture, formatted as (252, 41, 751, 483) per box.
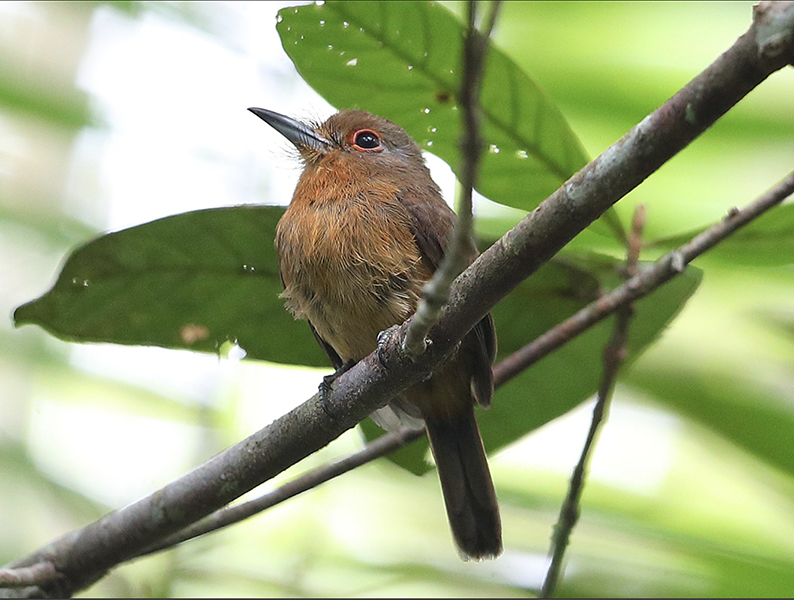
(432, 1, 794, 359)
(0, 564, 60, 590)
(3, 3, 793, 597)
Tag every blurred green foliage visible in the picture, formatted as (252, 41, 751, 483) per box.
(2, 1, 794, 598)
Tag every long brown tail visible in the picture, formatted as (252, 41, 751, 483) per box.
(424, 409, 502, 560)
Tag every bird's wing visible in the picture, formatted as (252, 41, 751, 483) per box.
(398, 191, 497, 408)
(309, 321, 344, 370)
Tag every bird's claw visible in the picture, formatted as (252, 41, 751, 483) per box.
(318, 359, 355, 417)
(376, 325, 400, 367)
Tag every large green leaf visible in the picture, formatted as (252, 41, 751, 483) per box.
(14, 205, 329, 368)
(648, 202, 794, 266)
(364, 254, 703, 474)
(276, 1, 624, 239)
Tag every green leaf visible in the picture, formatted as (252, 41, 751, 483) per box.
(649, 202, 794, 266)
(365, 254, 703, 474)
(14, 205, 329, 368)
(276, 1, 624, 240)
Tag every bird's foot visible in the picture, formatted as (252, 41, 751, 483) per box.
(376, 325, 401, 368)
(318, 360, 356, 417)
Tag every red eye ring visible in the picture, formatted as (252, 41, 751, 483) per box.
(351, 128, 383, 151)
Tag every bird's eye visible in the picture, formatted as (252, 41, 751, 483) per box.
(352, 129, 382, 151)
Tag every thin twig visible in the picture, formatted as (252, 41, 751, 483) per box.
(403, 0, 502, 356)
(540, 308, 632, 598)
(0, 564, 60, 589)
(493, 170, 794, 386)
(540, 206, 645, 598)
(135, 427, 424, 558)
(625, 205, 646, 277)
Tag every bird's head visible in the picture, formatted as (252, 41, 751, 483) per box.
(248, 107, 426, 174)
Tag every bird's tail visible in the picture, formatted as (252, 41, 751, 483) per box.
(424, 408, 502, 560)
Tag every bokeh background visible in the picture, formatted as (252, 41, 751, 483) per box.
(2, 1, 793, 597)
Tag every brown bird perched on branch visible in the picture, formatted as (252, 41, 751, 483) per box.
(248, 107, 501, 560)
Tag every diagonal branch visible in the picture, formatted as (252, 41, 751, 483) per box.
(3, 3, 793, 597)
(0, 564, 60, 590)
(431, 1, 794, 359)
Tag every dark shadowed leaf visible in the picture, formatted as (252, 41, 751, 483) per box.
(276, 1, 623, 240)
(365, 255, 702, 474)
(484, 260, 701, 454)
(14, 205, 329, 368)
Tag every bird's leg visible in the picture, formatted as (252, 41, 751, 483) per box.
(377, 324, 433, 382)
(318, 359, 356, 417)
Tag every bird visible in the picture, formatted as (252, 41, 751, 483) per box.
(248, 107, 501, 560)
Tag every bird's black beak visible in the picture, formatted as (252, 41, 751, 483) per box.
(248, 107, 332, 153)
